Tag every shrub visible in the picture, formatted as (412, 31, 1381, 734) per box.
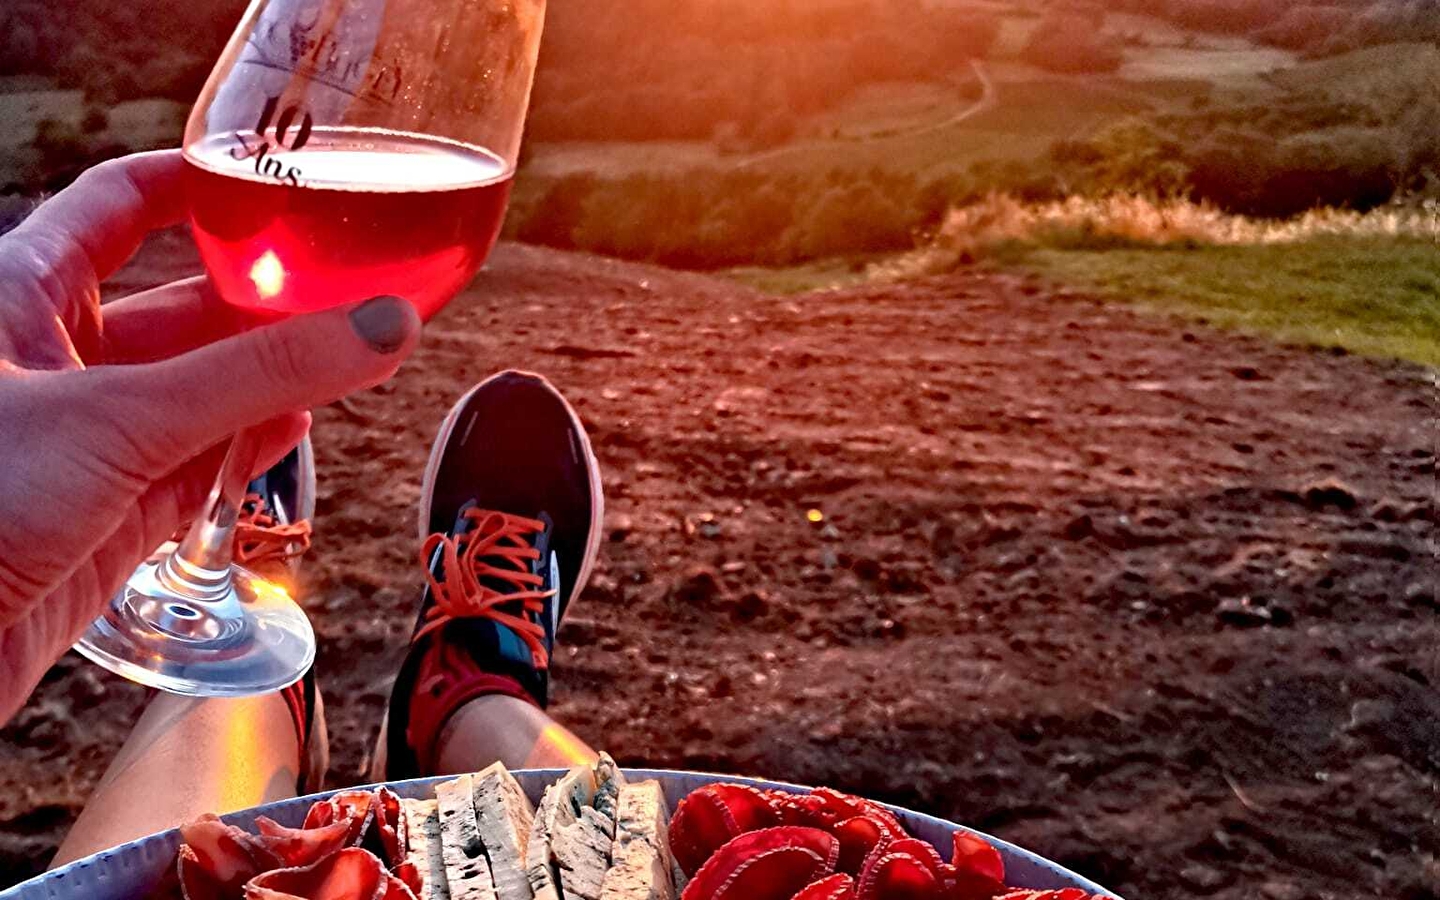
(1161, 0, 1285, 34)
(1303, 1, 1440, 56)
(1020, 14, 1124, 74)
(1254, 5, 1357, 53)
(785, 180, 918, 259)
(1077, 120, 1191, 196)
(740, 109, 798, 153)
(872, 192, 1440, 280)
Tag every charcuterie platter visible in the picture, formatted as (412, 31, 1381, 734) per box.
(1, 763, 1118, 900)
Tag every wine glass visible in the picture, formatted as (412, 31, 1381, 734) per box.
(73, 0, 546, 696)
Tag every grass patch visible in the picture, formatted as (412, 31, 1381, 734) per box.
(722, 257, 877, 295)
(1010, 237, 1440, 366)
(727, 235, 1440, 367)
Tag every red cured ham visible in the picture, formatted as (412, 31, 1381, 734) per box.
(244, 847, 417, 900)
(681, 827, 840, 900)
(792, 873, 857, 900)
(369, 788, 406, 868)
(670, 783, 779, 875)
(831, 816, 896, 876)
(670, 785, 1066, 900)
(178, 815, 282, 899)
(254, 818, 355, 869)
(303, 791, 377, 848)
(176, 789, 421, 900)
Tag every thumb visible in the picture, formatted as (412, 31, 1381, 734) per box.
(95, 295, 420, 468)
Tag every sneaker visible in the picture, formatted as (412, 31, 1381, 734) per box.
(371, 370, 602, 781)
(158, 436, 316, 580)
(236, 436, 316, 577)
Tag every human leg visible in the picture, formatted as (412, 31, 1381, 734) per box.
(375, 371, 603, 781)
(53, 443, 323, 865)
(431, 693, 596, 774)
(51, 689, 307, 866)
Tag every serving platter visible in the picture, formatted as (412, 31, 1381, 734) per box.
(1, 770, 1120, 899)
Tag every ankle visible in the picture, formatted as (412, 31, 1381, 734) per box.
(412, 673, 534, 775)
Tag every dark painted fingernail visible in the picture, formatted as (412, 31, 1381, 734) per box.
(349, 295, 411, 353)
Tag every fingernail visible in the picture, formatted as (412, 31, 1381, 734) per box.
(349, 296, 411, 353)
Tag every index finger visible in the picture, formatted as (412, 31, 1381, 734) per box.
(10, 150, 187, 283)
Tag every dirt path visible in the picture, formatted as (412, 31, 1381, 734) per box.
(2, 240, 1435, 900)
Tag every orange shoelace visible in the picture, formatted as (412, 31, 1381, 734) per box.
(235, 492, 313, 565)
(415, 509, 555, 671)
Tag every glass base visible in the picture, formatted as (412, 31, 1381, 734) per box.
(73, 556, 315, 697)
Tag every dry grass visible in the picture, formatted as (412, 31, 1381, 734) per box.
(858, 192, 1439, 366)
(873, 193, 1439, 280)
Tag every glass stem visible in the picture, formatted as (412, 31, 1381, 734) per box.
(157, 427, 267, 599)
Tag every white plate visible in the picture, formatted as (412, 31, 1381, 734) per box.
(1, 770, 1120, 899)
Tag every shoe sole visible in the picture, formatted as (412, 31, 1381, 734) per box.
(369, 371, 603, 782)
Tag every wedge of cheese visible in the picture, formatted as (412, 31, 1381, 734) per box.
(438, 774, 498, 900)
(592, 756, 626, 823)
(527, 755, 628, 900)
(402, 798, 451, 900)
(527, 766, 595, 900)
(598, 781, 679, 900)
(472, 762, 537, 900)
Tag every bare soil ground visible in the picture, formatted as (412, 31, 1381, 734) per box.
(2, 238, 1436, 900)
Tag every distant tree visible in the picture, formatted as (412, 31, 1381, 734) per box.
(0, 1, 61, 76)
(1020, 14, 1124, 74)
(1254, 5, 1356, 53)
(1161, 0, 1285, 34)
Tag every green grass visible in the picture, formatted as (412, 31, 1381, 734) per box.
(723, 257, 877, 295)
(724, 236, 1440, 367)
(1009, 236, 1440, 367)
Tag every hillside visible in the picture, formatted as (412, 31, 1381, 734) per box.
(2, 237, 1434, 900)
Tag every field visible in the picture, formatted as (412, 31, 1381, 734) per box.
(516, 10, 1286, 189)
(2, 235, 1435, 900)
(1012, 238, 1440, 367)
(0, 1, 1436, 897)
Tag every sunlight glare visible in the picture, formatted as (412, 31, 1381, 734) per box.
(249, 251, 286, 299)
(248, 576, 292, 605)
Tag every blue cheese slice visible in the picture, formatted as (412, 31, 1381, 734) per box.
(599, 781, 678, 900)
(527, 767, 596, 900)
(471, 762, 537, 900)
(438, 775, 498, 900)
(527, 755, 629, 900)
(402, 798, 451, 900)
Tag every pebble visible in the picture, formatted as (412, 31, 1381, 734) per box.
(732, 591, 770, 623)
(608, 513, 634, 542)
(1302, 478, 1359, 511)
(1216, 597, 1284, 627)
(1179, 862, 1230, 893)
(669, 567, 724, 607)
(1345, 698, 1396, 733)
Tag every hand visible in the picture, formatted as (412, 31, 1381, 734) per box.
(0, 150, 422, 722)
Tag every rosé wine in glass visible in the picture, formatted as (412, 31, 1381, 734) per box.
(186, 129, 512, 321)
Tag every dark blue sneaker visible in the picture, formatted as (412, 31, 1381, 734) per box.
(372, 371, 602, 780)
(236, 437, 316, 578)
